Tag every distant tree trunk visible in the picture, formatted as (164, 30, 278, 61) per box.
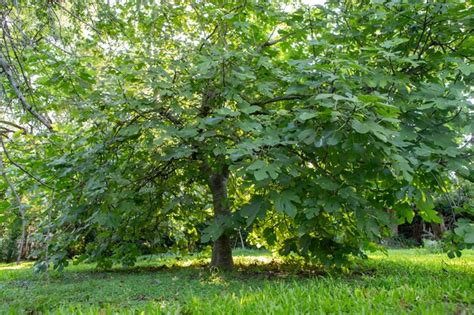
(431, 214, 446, 239)
(0, 152, 26, 264)
(208, 167, 233, 271)
(5, 219, 21, 262)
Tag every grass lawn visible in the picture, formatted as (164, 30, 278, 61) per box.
(0, 248, 473, 314)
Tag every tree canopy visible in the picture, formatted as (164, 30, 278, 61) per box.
(0, 0, 472, 271)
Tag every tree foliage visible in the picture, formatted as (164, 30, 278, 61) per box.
(0, 0, 472, 269)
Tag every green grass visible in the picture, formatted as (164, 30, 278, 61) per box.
(1, 249, 473, 314)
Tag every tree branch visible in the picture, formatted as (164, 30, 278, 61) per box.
(251, 94, 308, 106)
(258, 32, 295, 52)
(0, 120, 27, 132)
(0, 137, 54, 189)
(0, 56, 53, 130)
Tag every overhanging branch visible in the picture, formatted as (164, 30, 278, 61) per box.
(0, 137, 54, 189)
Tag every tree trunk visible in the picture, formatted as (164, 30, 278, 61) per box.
(431, 214, 446, 239)
(208, 169, 233, 271)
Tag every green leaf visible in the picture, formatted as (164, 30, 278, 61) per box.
(416, 191, 438, 223)
(247, 160, 280, 181)
(298, 129, 316, 144)
(454, 219, 474, 245)
(240, 196, 269, 226)
(352, 120, 370, 134)
(241, 105, 261, 115)
(254, 169, 268, 181)
(274, 191, 300, 218)
(305, 207, 320, 219)
(393, 155, 413, 182)
(458, 62, 474, 76)
(395, 203, 415, 224)
(464, 232, 474, 244)
(325, 200, 340, 213)
(247, 160, 265, 171)
(298, 112, 317, 121)
(318, 177, 339, 191)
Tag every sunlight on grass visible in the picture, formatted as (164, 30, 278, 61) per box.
(369, 249, 474, 270)
(234, 255, 276, 265)
(0, 263, 31, 271)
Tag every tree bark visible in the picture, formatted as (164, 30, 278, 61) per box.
(431, 214, 446, 239)
(208, 168, 233, 271)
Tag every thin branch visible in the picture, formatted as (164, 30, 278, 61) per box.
(0, 137, 54, 189)
(198, 24, 219, 51)
(251, 94, 308, 106)
(434, 107, 463, 127)
(158, 108, 182, 126)
(56, 3, 102, 36)
(413, 7, 430, 59)
(0, 56, 53, 130)
(258, 31, 295, 52)
(0, 119, 26, 132)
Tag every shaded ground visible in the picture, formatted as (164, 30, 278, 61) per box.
(0, 249, 473, 314)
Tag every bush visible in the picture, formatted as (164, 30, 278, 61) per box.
(422, 239, 444, 254)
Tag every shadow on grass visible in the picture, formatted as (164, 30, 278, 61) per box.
(2, 249, 473, 283)
(1, 250, 473, 314)
(49, 251, 473, 285)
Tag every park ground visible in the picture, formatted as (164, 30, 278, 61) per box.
(0, 249, 473, 314)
